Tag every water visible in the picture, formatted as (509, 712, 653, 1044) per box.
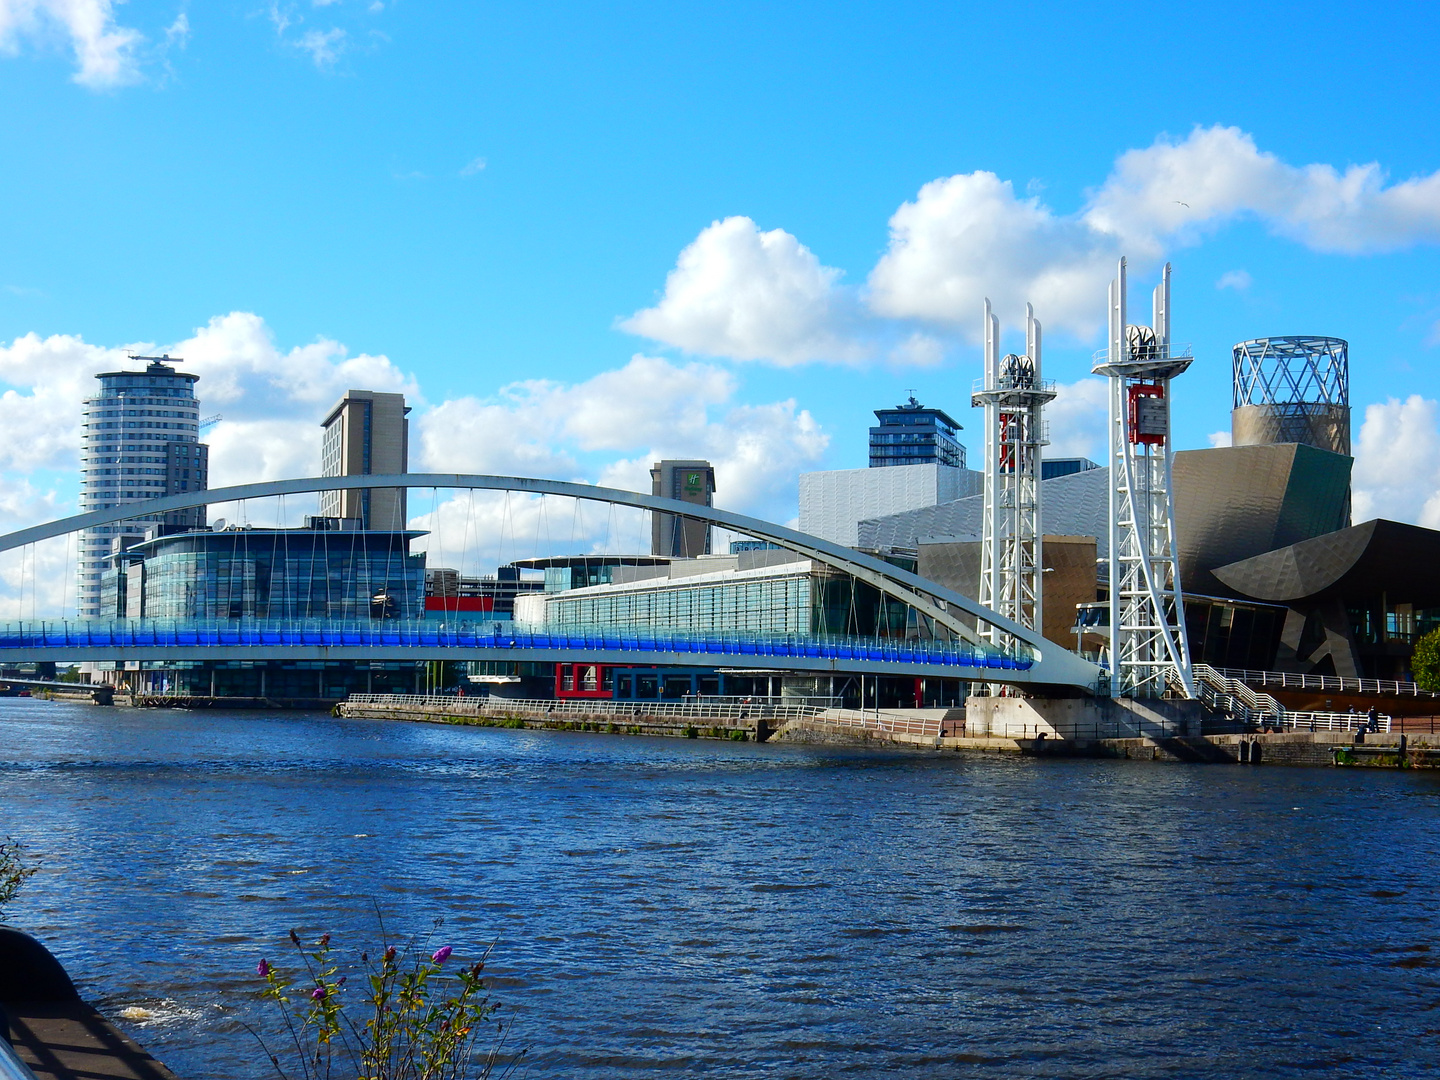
(3, 698, 1440, 1079)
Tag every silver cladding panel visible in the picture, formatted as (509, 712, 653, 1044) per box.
(1232, 403, 1351, 456)
(859, 467, 1111, 559)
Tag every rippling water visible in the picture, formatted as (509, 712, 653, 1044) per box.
(3, 697, 1440, 1078)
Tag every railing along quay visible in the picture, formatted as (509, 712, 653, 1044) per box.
(1279, 711, 1392, 733)
(1213, 666, 1440, 699)
(341, 694, 945, 738)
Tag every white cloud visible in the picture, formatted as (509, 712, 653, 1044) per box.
(416, 353, 828, 525)
(1216, 270, 1251, 291)
(868, 171, 1122, 341)
(886, 331, 944, 368)
(0, 0, 145, 87)
(644, 126, 1440, 357)
(296, 25, 344, 68)
(1207, 430, 1233, 448)
(620, 216, 869, 366)
(1044, 378, 1110, 461)
(460, 157, 487, 177)
(0, 312, 417, 542)
(1088, 125, 1440, 256)
(164, 12, 188, 49)
(1351, 395, 1440, 528)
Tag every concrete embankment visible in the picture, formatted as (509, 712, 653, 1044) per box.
(338, 697, 1440, 769)
(338, 698, 766, 741)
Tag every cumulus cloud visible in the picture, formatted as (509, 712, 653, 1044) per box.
(874, 126, 1440, 340)
(868, 171, 1123, 341)
(406, 355, 828, 572)
(628, 127, 1440, 361)
(1208, 430, 1233, 448)
(0, 312, 417, 544)
(1351, 395, 1440, 528)
(619, 216, 869, 366)
(1089, 125, 1440, 255)
(1044, 378, 1110, 461)
(415, 353, 828, 524)
(0, 0, 145, 87)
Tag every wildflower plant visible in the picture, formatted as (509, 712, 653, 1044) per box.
(252, 921, 518, 1080)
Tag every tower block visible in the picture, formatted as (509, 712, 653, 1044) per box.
(1092, 259, 1195, 697)
(972, 300, 1056, 655)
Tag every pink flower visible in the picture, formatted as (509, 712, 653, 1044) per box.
(257, 960, 270, 977)
(311, 986, 326, 1001)
(431, 946, 452, 965)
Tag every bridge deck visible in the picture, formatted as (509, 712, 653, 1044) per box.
(0, 620, 1045, 681)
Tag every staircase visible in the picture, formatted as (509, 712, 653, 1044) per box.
(1180, 664, 1287, 727)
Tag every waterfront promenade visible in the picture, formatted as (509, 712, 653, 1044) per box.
(4, 696, 1440, 1079)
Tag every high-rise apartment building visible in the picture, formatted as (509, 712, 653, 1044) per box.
(320, 390, 410, 530)
(78, 355, 208, 618)
(869, 396, 965, 468)
(650, 460, 715, 557)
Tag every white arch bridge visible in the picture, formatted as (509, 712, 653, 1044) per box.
(0, 474, 1102, 690)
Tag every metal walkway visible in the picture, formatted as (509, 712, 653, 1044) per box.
(0, 619, 1045, 681)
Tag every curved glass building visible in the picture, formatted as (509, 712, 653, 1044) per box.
(78, 356, 208, 618)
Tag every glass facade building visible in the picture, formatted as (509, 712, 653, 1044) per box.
(78, 356, 209, 617)
(100, 527, 425, 620)
(869, 396, 965, 469)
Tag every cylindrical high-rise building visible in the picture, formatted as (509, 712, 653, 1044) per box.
(1232, 336, 1350, 455)
(78, 356, 208, 618)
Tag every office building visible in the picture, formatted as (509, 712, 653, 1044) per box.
(800, 463, 981, 548)
(98, 519, 425, 621)
(320, 390, 410, 531)
(869, 396, 965, 468)
(650, 460, 715, 557)
(78, 355, 209, 618)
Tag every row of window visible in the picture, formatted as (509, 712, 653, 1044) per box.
(547, 575, 812, 635)
(84, 408, 197, 419)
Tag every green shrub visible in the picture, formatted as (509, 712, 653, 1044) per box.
(0, 837, 37, 918)
(1413, 627, 1440, 691)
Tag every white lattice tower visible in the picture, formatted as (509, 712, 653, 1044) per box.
(974, 300, 1056, 655)
(1092, 259, 1195, 698)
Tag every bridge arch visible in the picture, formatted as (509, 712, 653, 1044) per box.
(0, 473, 1102, 689)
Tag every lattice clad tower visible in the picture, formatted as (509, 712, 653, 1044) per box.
(973, 301, 1056, 655)
(1092, 260, 1194, 698)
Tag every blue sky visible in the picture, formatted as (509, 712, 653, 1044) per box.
(2, 0, 1440, 594)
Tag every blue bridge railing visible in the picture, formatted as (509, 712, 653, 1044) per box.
(0, 619, 1036, 672)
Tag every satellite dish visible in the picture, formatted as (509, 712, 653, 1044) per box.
(212, 518, 227, 531)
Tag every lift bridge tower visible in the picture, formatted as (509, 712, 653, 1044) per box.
(974, 300, 1056, 655)
(1093, 259, 1194, 698)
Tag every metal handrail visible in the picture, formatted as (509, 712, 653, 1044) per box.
(1279, 711, 1392, 733)
(1188, 664, 1286, 725)
(0, 618, 1033, 672)
(1213, 666, 1440, 699)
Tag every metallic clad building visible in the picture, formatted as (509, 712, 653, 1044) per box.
(78, 355, 209, 618)
(1232, 336, 1350, 456)
(1212, 519, 1440, 679)
(1172, 443, 1352, 598)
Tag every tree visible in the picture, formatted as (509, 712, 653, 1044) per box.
(1412, 627, 1440, 691)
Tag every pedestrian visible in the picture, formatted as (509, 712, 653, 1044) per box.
(1367, 706, 1379, 733)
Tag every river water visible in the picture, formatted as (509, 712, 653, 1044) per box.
(2, 698, 1439, 1078)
